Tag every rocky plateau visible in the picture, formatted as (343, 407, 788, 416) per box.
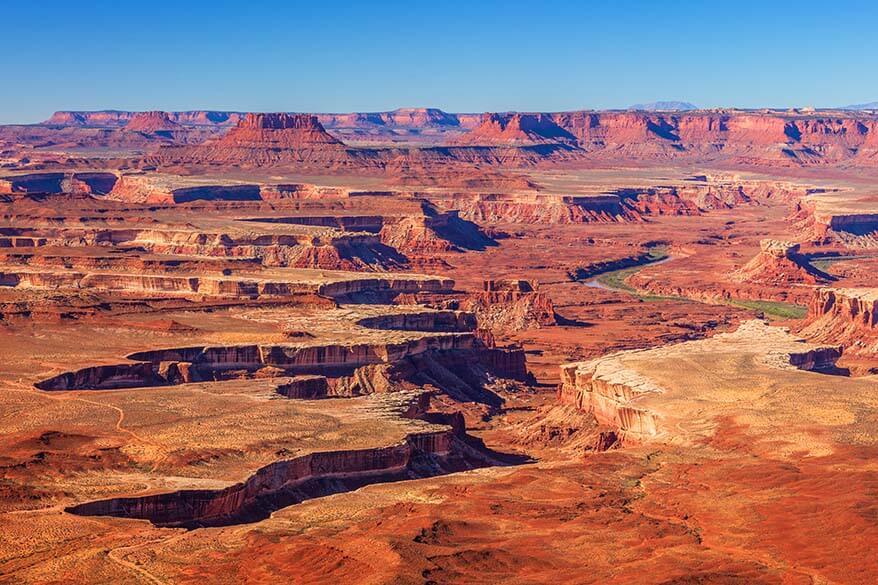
(3, 105, 878, 585)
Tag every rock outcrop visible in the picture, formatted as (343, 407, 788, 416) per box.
(34, 334, 475, 390)
(567, 249, 665, 281)
(732, 239, 832, 285)
(456, 113, 577, 145)
(217, 113, 343, 148)
(460, 280, 557, 332)
(559, 354, 662, 442)
(378, 205, 496, 254)
(0, 259, 452, 300)
(154, 113, 357, 168)
(796, 194, 878, 243)
(356, 310, 477, 333)
(799, 288, 878, 354)
(275, 375, 329, 398)
(125, 111, 181, 134)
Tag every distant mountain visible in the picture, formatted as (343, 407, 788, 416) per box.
(841, 102, 878, 110)
(627, 101, 698, 112)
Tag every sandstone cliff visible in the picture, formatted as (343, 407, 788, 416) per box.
(799, 288, 878, 355)
(559, 321, 841, 444)
(64, 391, 501, 528)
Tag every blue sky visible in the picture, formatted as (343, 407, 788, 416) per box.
(2, 0, 876, 123)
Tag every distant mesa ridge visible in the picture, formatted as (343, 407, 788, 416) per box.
(628, 101, 698, 111)
(42, 108, 471, 129)
(43, 102, 878, 129)
(842, 101, 878, 111)
(27, 106, 878, 168)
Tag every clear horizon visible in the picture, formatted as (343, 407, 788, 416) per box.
(3, 0, 876, 124)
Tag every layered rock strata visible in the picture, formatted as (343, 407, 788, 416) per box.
(35, 308, 526, 392)
(456, 110, 878, 166)
(559, 321, 841, 443)
(431, 179, 809, 225)
(0, 269, 448, 299)
(64, 392, 500, 528)
(460, 280, 557, 331)
(30, 108, 878, 168)
(0, 224, 410, 271)
(106, 174, 355, 204)
(800, 288, 878, 354)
